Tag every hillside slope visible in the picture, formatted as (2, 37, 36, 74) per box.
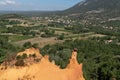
(62, 0, 120, 29)
(65, 0, 120, 14)
(61, 0, 120, 22)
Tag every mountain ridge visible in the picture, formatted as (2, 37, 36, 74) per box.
(64, 0, 120, 14)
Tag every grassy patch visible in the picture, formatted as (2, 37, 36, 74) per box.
(0, 27, 7, 32)
(65, 32, 95, 39)
(9, 35, 34, 42)
(48, 27, 71, 32)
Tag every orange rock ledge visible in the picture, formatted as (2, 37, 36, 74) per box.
(0, 48, 85, 80)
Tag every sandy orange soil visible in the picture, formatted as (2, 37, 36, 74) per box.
(0, 48, 85, 80)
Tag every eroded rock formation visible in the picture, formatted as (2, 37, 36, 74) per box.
(0, 48, 85, 80)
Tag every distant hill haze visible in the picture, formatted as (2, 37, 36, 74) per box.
(60, 0, 119, 22)
(1, 0, 120, 18)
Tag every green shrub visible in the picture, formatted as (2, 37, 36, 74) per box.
(23, 42, 32, 48)
(16, 55, 22, 60)
(22, 53, 27, 59)
(15, 59, 25, 66)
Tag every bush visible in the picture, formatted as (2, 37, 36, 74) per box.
(23, 42, 32, 48)
(29, 54, 36, 58)
(16, 53, 27, 60)
(57, 34, 64, 40)
(32, 54, 37, 58)
(15, 59, 25, 66)
(22, 53, 27, 59)
(32, 43, 39, 48)
(16, 55, 22, 60)
(34, 58, 41, 62)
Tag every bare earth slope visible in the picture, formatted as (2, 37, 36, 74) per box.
(0, 48, 85, 80)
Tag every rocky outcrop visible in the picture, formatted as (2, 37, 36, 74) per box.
(17, 48, 42, 58)
(0, 48, 85, 80)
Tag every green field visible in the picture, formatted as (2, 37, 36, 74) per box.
(0, 27, 7, 32)
(9, 35, 34, 42)
(64, 32, 95, 39)
(48, 27, 71, 32)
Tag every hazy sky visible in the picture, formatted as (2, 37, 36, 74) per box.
(0, 0, 81, 11)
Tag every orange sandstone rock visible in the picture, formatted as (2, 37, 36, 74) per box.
(0, 48, 85, 80)
(17, 47, 42, 58)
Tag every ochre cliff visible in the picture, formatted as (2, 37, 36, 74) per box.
(0, 48, 85, 80)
